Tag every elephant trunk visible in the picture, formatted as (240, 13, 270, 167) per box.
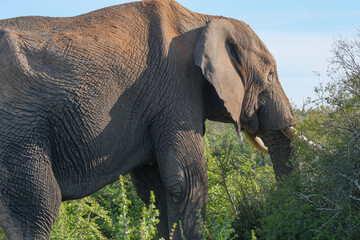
(247, 126, 325, 179)
(257, 129, 294, 179)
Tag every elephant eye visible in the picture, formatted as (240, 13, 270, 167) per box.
(267, 70, 274, 82)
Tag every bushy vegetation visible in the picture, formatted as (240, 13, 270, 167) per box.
(254, 32, 360, 239)
(0, 33, 359, 240)
(204, 121, 275, 239)
(51, 176, 160, 240)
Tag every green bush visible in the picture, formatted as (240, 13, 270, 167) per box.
(0, 228, 6, 240)
(51, 175, 160, 240)
(51, 196, 112, 240)
(204, 121, 275, 239)
(255, 32, 360, 239)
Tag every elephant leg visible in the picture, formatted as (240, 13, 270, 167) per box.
(130, 163, 169, 238)
(152, 120, 208, 240)
(0, 143, 61, 240)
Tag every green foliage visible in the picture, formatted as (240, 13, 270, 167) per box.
(116, 175, 132, 239)
(50, 196, 111, 240)
(204, 121, 274, 239)
(251, 229, 257, 240)
(169, 222, 177, 240)
(114, 176, 160, 240)
(139, 191, 160, 240)
(0, 228, 6, 240)
(255, 32, 360, 239)
(92, 175, 145, 238)
(257, 183, 318, 240)
(50, 175, 160, 240)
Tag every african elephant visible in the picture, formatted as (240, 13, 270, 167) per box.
(0, 0, 296, 239)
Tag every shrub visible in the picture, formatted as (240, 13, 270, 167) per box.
(50, 196, 111, 240)
(51, 175, 160, 240)
(256, 31, 360, 239)
(204, 121, 275, 239)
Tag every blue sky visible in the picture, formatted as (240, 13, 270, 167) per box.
(1, 0, 359, 106)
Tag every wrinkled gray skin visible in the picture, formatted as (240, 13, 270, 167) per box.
(0, 0, 295, 239)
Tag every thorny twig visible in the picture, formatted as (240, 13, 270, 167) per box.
(338, 103, 358, 136)
(309, 212, 340, 233)
(339, 173, 360, 192)
(293, 192, 339, 207)
(294, 193, 342, 233)
(349, 195, 360, 201)
(315, 208, 336, 211)
(348, 134, 360, 157)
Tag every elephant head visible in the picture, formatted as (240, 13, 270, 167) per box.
(195, 19, 296, 178)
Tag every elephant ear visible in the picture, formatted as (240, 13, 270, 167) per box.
(194, 19, 245, 130)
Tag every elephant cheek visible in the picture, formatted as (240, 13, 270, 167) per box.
(240, 112, 259, 134)
(257, 99, 294, 130)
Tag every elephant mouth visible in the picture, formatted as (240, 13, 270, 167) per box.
(242, 125, 296, 154)
(243, 126, 324, 155)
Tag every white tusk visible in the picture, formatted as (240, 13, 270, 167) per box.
(281, 127, 326, 151)
(243, 131, 269, 154)
(281, 126, 297, 141)
(298, 135, 327, 151)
